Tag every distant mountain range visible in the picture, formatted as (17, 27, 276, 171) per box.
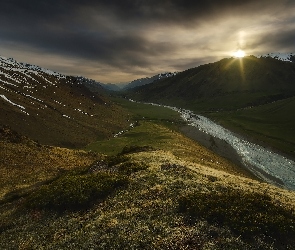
(100, 53, 295, 93)
(98, 72, 177, 92)
(100, 83, 123, 91)
(0, 56, 129, 148)
(122, 72, 177, 90)
(128, 55, 295, 112)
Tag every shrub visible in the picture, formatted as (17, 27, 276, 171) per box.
(120, 145, 154, 155)
(118, 161, 148, 175)
(105, 154, 129, 167)
(88, 154, 148, 175)
(178, 189, 295, 241)
(25, 172, 128, 211)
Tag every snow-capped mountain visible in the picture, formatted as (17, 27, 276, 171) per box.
(0, 56, 128, 147)
(0, 56, 66, 79)
(123, 72, 177, 90)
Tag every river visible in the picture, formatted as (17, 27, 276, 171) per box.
(144, 101, 295, 190)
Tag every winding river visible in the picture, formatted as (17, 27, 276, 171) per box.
(144, 101, 295, 190)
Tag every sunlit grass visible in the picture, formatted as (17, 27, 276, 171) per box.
(0, 141, 99, 200)
(1, 150, 295, 249)
(178, 189, 295, 241)
(1, 97, 295, 248)
(84, 120, 252, 178)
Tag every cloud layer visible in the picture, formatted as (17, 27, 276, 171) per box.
(1, 0, 295, 82)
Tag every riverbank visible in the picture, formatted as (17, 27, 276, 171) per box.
(180, 125, 286, 187)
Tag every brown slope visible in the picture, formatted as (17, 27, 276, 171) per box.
(0, 57, 129, 148)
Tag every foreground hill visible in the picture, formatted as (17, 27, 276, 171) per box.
(130, 56, 295, 112)
(0, 56, 129, 148)
(1, 126, 295, 249)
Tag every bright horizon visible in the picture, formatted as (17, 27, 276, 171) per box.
(1, 1, 295, 83)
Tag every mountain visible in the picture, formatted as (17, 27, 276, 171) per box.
(0, 56, 129, 148)
(129, 56, 295, 112)
(77, 78, 124, 92)
(1, 55, 295, 248)
(74, 76, 106, 93)
(123, 72, 177, 90)
(100, 82, 123, 91)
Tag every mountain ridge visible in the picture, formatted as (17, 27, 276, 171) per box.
(0, 56, 129, 148)
(122, 72, 177, 90)
(129, 55, 295, 111)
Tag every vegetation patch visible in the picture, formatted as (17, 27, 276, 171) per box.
(25, 172, 128, 211)
(89, 154, 149, 176)
(178, 189, 295, 242)
(117, 161, 148, 175)
(120, 145, 155, 154)
(104, 154, 130, 167)
(208, 96, 295, 158)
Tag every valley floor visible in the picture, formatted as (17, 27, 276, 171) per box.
(1, 98, 295, 249)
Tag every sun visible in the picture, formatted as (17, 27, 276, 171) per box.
(233, 49, 246, 58)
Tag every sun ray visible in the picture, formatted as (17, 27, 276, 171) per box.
(238, 57, 245, 82)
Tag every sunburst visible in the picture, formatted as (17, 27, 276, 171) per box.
(233, 49, 246, 58)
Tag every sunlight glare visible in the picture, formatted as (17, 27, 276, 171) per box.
(233, 49, 245, 58)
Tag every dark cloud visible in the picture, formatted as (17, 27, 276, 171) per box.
(0, 0, 295, 82)
(248, 28, 295, 52)
(2, 0, 289, 26)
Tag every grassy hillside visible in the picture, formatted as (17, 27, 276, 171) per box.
(208, 97, 295, 158)
(0, 126, 99, 201)
(130, 56, 295, 112)
(1, 126, 295, 249)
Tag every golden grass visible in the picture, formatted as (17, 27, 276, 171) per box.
(1, 148, 295, 248)
(130, 151, 295, 209)
(86, 121, 257, 180)
(0, 141, 99, 199)
(1, 125, 295, 248)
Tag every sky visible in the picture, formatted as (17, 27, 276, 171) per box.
(1, 0, 295, 83)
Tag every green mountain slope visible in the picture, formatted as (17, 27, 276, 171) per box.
(130, 56, 295, 111)
(208, 96, 295, 157)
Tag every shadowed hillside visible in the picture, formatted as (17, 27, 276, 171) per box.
(127, 56, 295, 157)
(0, 56, 129, 148)
(130, 56, 295, 111)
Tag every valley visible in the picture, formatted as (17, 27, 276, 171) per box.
(2, 0, 295, 248)
(1, 55, 295, 249)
